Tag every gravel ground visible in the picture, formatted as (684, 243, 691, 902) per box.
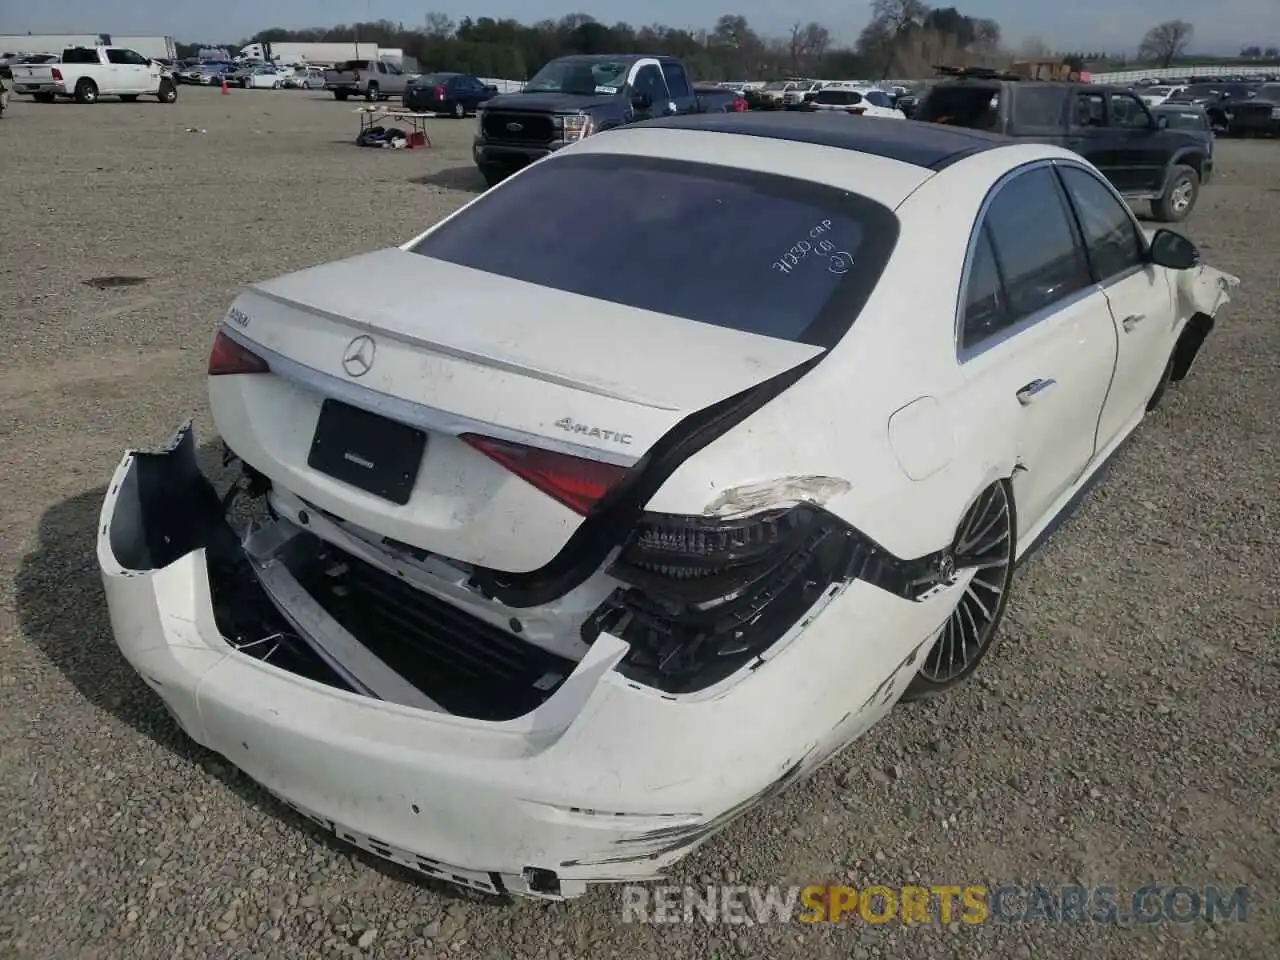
(1, 87, 1277, 960)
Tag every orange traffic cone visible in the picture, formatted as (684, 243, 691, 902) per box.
(221, 77, 230, 95)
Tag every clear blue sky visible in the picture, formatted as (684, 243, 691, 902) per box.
(9, 0, 1274, 54)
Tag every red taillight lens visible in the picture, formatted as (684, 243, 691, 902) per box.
(52, 67, 63, 81)
(460, 434, 627, 515)
(435, 85, 446, 98)
(208, 330, 270, 376)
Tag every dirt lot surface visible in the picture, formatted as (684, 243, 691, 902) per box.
(1, 87, 1277, 960)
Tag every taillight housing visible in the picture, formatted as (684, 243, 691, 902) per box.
(585, 504, 956, 694)
(51, 67, 63, 81)
(460, 434, 628, 516)
(208, 330, 270, 376)
(434, 85, 446, 98)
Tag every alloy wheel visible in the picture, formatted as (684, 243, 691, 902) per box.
(918, 482, 1014, 683)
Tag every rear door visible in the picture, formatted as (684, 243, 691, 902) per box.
(628, 59, 672, 118)
(1105, 90, 1166, 193)
(1067, 89, 1119, 184)
(956, 163, 1117, 530)
(1056, 164, 1175, 448)
(660, 60, 697, 114)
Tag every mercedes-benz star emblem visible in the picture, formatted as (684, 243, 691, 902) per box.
(342, 335, 376, 378)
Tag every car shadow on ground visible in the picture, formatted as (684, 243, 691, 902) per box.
(14, 445, 509, 907)
(409, 166, 487, 194)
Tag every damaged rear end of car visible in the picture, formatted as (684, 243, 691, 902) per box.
(97, 133, 967, 897)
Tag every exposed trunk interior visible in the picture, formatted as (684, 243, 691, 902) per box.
(107, 426, 580, 723)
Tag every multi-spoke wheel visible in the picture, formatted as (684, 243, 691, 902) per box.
(905, 480, 1016, 698)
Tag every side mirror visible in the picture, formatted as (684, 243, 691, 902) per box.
(1149, 229, 1200, 270)
(1156, 114, 1169, 129)
(630, 91, 652, 111)
(485, 85, 497, 93)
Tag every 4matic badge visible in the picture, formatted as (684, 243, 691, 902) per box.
(554, 417, 633, 445)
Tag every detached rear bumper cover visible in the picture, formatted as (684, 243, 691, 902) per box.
(97, 424, 956, 897)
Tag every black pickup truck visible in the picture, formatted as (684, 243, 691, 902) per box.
(473, 54, 738, 187)
(914, 76, 1213, 222)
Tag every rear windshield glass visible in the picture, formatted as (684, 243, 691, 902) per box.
(409, 155, 899, 346)
(1155, 108, 1208, 131)
(415, 73, 458, 86)
(816, 89, 860, 104)
(335, 60, 370, 72)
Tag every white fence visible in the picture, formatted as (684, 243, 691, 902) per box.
(479, 77, 526, 93)
(1090, 64, 1279, 84)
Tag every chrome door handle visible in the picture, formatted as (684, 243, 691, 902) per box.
(1121, 313, 1146, 332)
(1016, 378, 1057, 405)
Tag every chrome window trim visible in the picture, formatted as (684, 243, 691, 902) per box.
(217, 324, 642, 468)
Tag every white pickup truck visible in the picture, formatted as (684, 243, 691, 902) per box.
(10, 45, 177, 104)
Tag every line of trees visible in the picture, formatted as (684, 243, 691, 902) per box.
(179, 4, 1010, 81)
(175, 10, 1261, 81)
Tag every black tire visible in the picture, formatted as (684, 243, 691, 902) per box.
(365, 83, 379, 102)
(1150, 165, 1200, 223)
(453, 100, 466, 118)
(119, 94, 138, 102)
(479, 165, 507, 188)
(157, 78, 177, 103)
(34, 92, 56, 103)
(904, 481, 1017, 700)
(74, 79, 98, 104)
(334, 89, 349, 101)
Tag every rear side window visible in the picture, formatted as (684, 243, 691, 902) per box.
(410, 154, 900, 346)
(662, 61, 690, 98)
(1013, 86, 1066, 127)
(865, 91, 892, 108)
(961, 165, 1091, 350)
(62, 48, 101, 64)
(915, 85, 1000, 129)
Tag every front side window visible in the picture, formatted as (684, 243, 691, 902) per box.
(1109, 93, 1153, 129)
(961, 165, 1091, 351)
(1058, 166, 1146, 281)
(410, 155, 900, 346)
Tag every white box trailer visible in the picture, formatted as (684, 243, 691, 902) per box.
(0, 34, 103, 57)
(0, 34, 175, 60)
(239, 41, 403, 67)
(113, 36, 177, 60)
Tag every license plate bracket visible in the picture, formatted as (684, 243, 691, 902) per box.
(307, 399, 426, 506)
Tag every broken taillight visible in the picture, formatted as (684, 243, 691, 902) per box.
(460, 434, 628, 515)
(208, 330, 270, 376)
(51, 67, 63, 81)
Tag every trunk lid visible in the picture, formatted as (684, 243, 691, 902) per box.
(213, 248, 822, 573)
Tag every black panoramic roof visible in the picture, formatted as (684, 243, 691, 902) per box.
(635, 112, 1014, 171)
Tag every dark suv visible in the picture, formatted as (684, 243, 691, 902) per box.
(914, 77, 1213, 222)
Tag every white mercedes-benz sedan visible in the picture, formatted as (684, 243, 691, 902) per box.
(97, 113, 1237, 900)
